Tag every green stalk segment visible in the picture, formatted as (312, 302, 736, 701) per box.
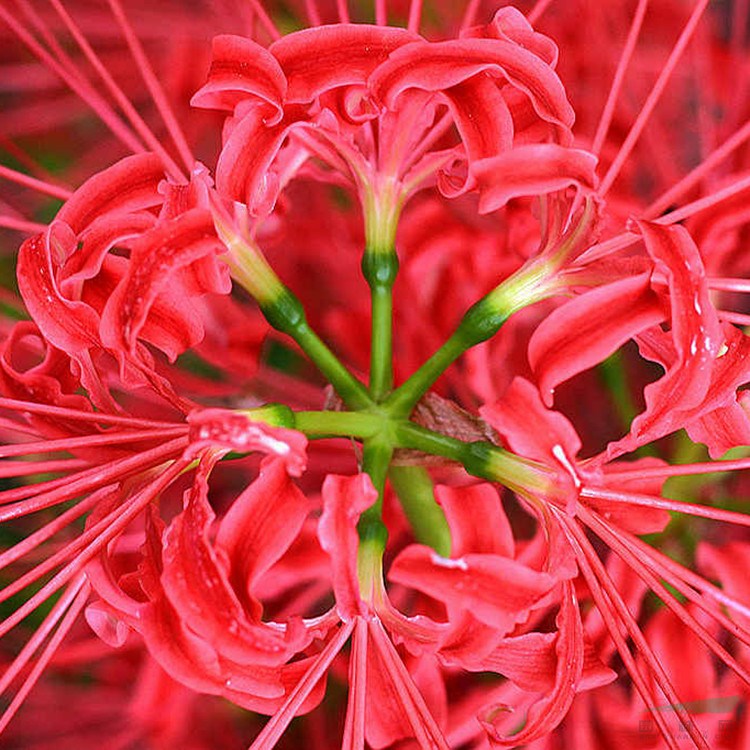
(385, 260, 555, 418)
(389, 465, 451, 556)
(363, 250, 399, 402)
(260, 288, 372, 411)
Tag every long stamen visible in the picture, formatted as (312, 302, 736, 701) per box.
(598, 0, 710, 197)
(407, 0, 423, 34)
(558, 512, 710, 749)
(0, 577, 91, 736)
(592, 0, 649, 156)
(580, 506, 750, 688)
(0, 4, 145, 155)
(580, 486, 750, 528)
(304, 0, 322, 26)
(375, 0, 386, 26)
(248, 621, 355, 750)
(46, 0, 184, 178)
(557, 514, 683, 750)
(106, 0, 196, 172)
(248, 0, 282, 42)
(336, 0, 350, 23)
(0, 164, 72, 201)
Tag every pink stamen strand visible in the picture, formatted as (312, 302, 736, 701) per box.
(342, 618, 367, 750)
(368, 619, 450, 750)
(407, 0, 423, 34)
(0, 458, 189, 641)
(602, 454, 750, 480)
(248, 621, 355, 750)
(718, 310, 750, 327)
(105, 0, 196, 173)
(0, 436, 186, 517)
(47, 0, 184, 179)
(0, 164, 72, 201)
(0, 458, 88, 479)
(595, 515, 750, 650)
(558, 512, 709, 750)
(598, 0, 710, 197)
(555, 513, 682, 750)
(527, 0, 555, 25)
(581, 486, 750, 528)
(580, 507, 750, 687)
(304, 0, 322, 26)
(0, 4, 145, 156)
(710, 277, 750, 293)
(375, 0, 386, 26)
(0, 425, 187, 459)
(336, 0, 350, 23)
(0, 576, 87, 698)
(247, 0, 281, 42)
(617, 526, 750, 625)
(592, 0, 649, 156)
(0, 397, 182, 428)
(459, 0, 481, 31)
(0, 488, 104, 574)
(0, 216, 46, 233)
(0, 577, 90, 736)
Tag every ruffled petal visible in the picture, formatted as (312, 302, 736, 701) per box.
(317, 473, 377, 620)
(607, 222, 724, 457)
(370, 38, 574, 143)
(434, 483, 514, 558)
(271, 24, 417, 103)
(99, 208, 228, 362)
(389, 544, 555, 632)
(480, 581, 584, 746)
(190, 34, 286, 121)
(528, 271, 663, 406)
(56, 153, 165, 233)
(472, 144, 597, 213)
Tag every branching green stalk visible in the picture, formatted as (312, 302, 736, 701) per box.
(293, 410, 382, 439)
(385, 259, 556, 417)
(358, 436, 393, 545)
(392, 421, 554, 497)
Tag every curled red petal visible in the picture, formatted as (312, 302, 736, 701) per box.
(99, 208, 228, 362)
(370, 38, 574, 142)
(434, 483, 514, 558)
(481, 377, 581, 463)
(187, 408, 307, 475)
(270, 24, 417, 103)
(160, 459, 306, 667)
(56, 153, 165, 234)
(318, 473, 377, 620)
(480, 581, 584, 746)
(607, 222, 724, 457)
(190, 34, 286, 122)
(214, 457, 312, 617)
(472, 144, 598, 213)
(528, 271, 663, 407)
(465, 7, 559, 67)
(389, 544, 555, 633)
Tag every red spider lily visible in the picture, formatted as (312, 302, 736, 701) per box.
(2, 1, 750, 749)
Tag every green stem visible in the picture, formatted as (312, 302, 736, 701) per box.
(392, 421, 553, 497)
(385, 260, 555, 417)
(293, 410, 382, 439)
(389, 465, 451, 556)
(260, 288, 372, 410)
(357, 436, 392, 545)
(369, 284, 394, 401)
(363, 248, 399, 402)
